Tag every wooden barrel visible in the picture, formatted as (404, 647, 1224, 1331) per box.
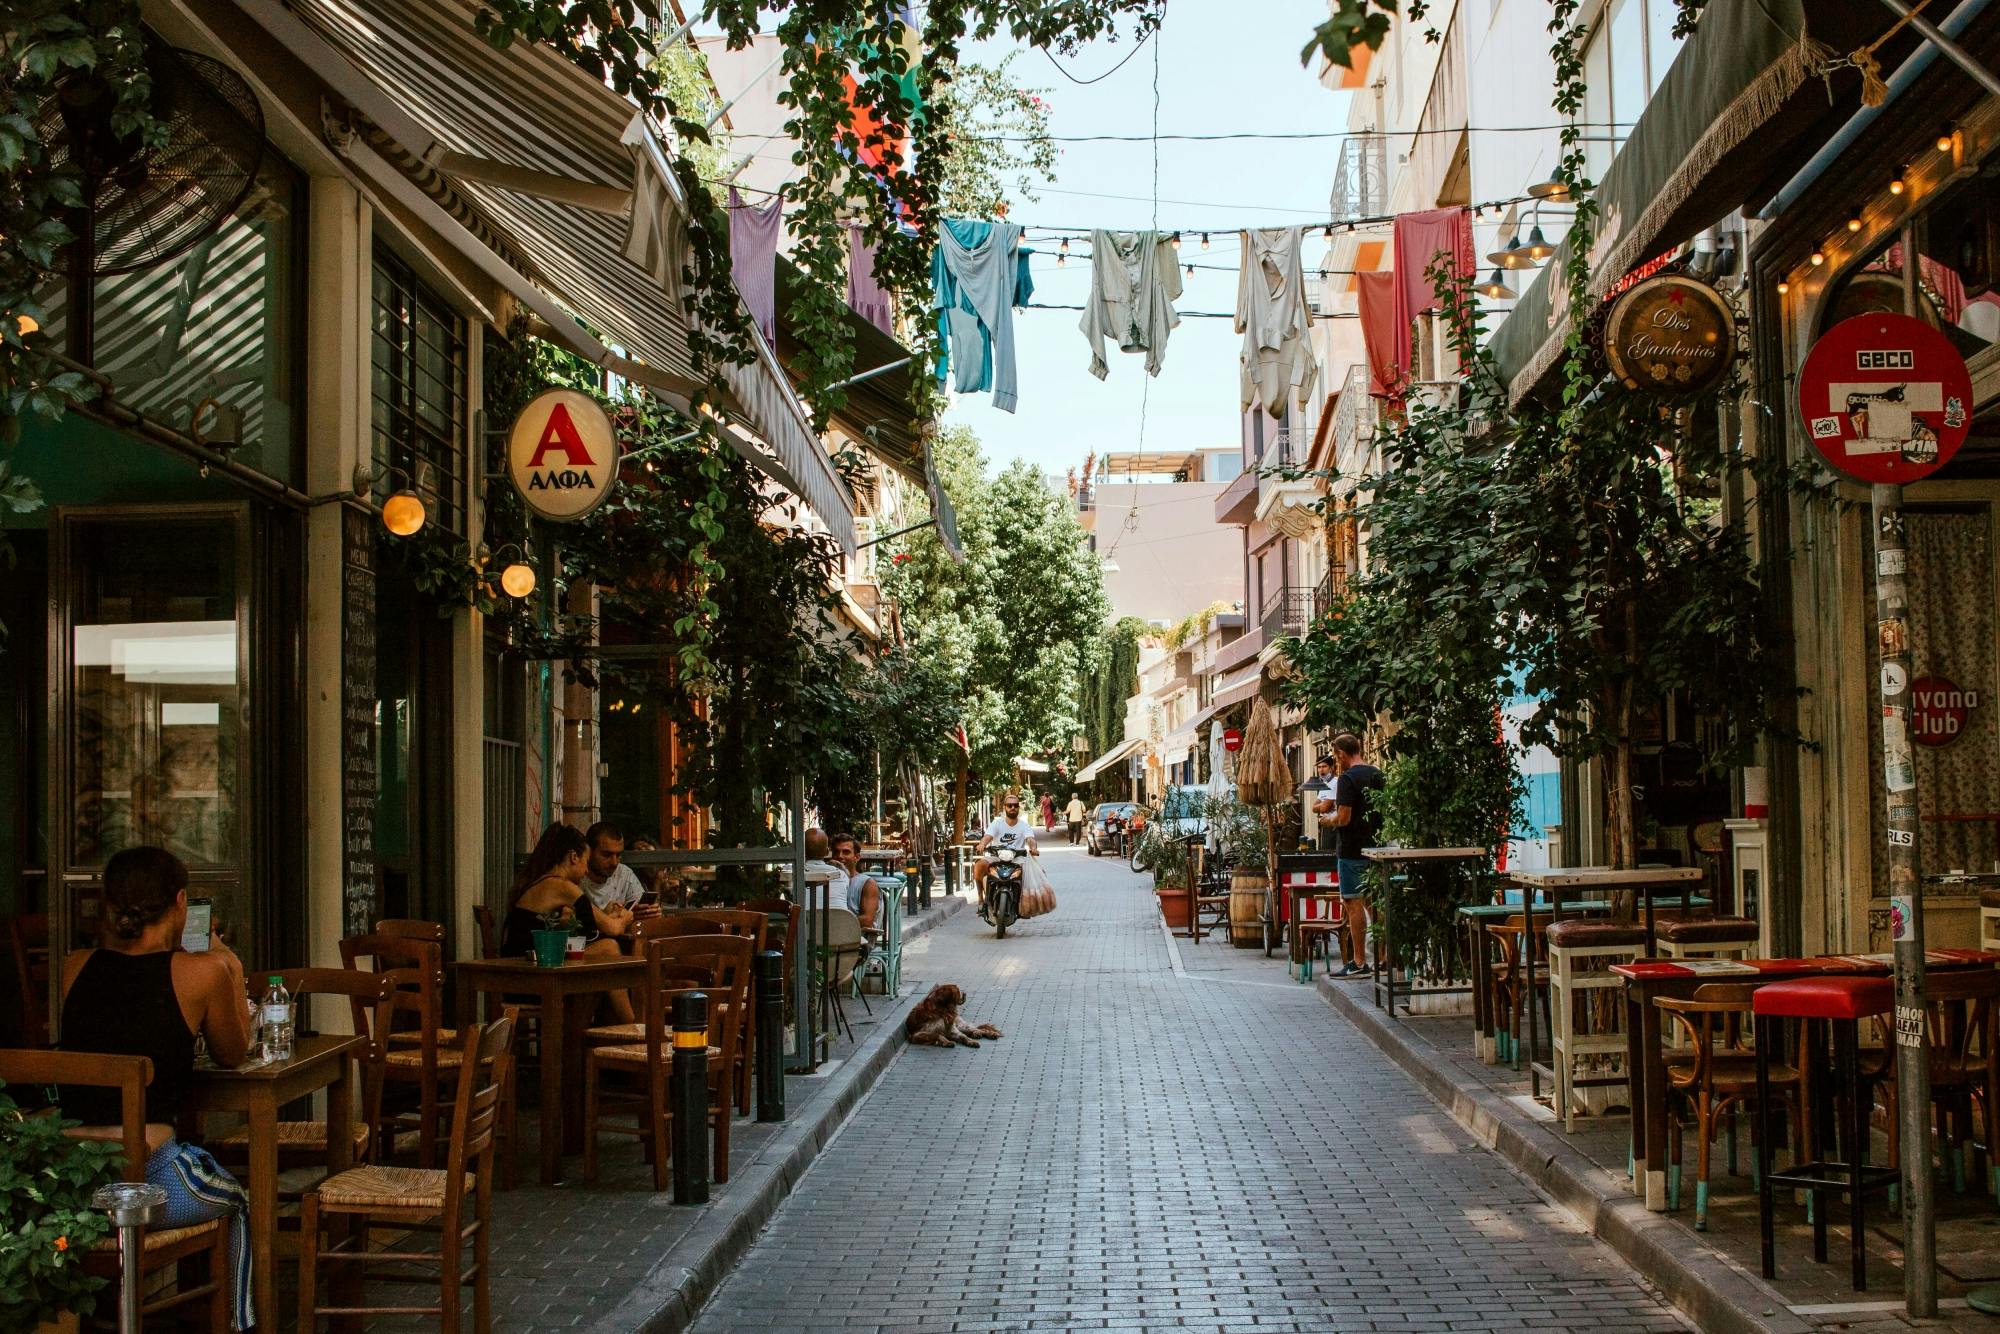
(1228, 870, 1269, 949)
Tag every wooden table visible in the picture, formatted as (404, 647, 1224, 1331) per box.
(454, 956, 646, 1186)
(1363, 847, 1488, 1016)
(1611, 948, 2000, 1210)
(186, 1033, 361, 1330)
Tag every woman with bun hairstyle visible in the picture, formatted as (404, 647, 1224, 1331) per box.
(56, 845, 257, 1329)
(501, 821, 636, 1022)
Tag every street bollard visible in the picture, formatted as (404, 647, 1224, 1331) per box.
(93, 1182, 165, 1334)
(904, 858, 920, 915)
(670, 990, 711, 1205)
(754, 950, 786, 1123)
(919, 857, 934, 910)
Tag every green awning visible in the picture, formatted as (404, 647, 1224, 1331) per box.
(1489, 0, 1907, 403)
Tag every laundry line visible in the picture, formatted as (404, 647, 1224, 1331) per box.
(1020, 301, 1361, 320)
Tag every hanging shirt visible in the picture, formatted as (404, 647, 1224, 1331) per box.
(1237, 227, 1316, 415)
(847, 225, 895, 336)
(932, 220, 1030, 412)
(1079, 230, 1182, 379)
(1389, 207, 1474, 384)
(728, 187, 783, 347)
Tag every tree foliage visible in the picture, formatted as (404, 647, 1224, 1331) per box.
(1080, 615, 1145, 767)
(882, 426, 1110, 787)
(929, 53, 1057, 219)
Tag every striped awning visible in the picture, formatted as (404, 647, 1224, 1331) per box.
(273, 0, 857, 548)
(1076, 736, 1144, 784)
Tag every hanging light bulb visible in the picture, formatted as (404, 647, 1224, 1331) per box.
(1475, 269, 1513, 299)
(500, 561, 537, 598)
(1185, 262, 1195, 278)
(1488, 233, 1531, 270)
(1523, 225, 1555, 261)
(1200, 232, 1210, 250)
(1847, 210, 1863, 233)
(1056, 250, 1066, 268)
(1890, 167, 1907, 196)
(1059, 236, 1070, 253)
(1323, 224, 1334, 239)
(1776, 280, 1790, 295)
(1809, 248, 1826, 266)
(381, 487, 426, 537)
(1171, 233, 1181, 249)
(1938, 125, 1957, 153)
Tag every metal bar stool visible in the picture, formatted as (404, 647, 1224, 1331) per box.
(1754, 976, 1898, 1291)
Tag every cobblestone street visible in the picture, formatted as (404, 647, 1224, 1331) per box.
(694, 844, 1689, 1333)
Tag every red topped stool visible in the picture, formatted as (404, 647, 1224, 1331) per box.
(1753, 976, 1897, 1290)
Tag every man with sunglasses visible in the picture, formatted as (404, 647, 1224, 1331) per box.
(974, 791, 1039, 921)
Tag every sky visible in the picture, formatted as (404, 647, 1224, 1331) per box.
(948, 2, 1348, 478)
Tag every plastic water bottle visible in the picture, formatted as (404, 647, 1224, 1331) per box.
(260, 976, 293, 1062)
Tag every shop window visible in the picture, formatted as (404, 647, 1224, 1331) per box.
(34, 153, 307, 486)
(371, 247, 468, 536)
(1917, 166, 2000, 360)
(1577, 0, 1686, 182)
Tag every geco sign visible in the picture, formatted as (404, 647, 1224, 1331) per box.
(1797, 313, 1971, 485)
(507, 389, 619, 522)
(1910, 674, 1978, 747)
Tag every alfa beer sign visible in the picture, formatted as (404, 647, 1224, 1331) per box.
(507, 389, 619, 521)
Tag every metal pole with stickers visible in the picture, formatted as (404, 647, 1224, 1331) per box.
(1798, 292, 1973, 1316)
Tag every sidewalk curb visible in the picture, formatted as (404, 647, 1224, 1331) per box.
(588, 895, 963, 1334)
(1317, 977, 1813, 1334)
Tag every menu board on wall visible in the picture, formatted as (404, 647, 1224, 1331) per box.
(341, 506, 377, 936)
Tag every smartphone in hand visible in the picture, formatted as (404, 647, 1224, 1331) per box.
(180, 898, 214, 953)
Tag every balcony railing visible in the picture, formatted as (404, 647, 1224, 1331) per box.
(1313, 566, 1349, 622)
(1260, 586, 1313, 643)
(1330, 135, 1389, 222)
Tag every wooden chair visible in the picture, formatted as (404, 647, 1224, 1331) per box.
(1189, 851, 1231, 945)
(370, 920, 453, 1053)
(470, 905, 501, 961)
(582, 934, 752, 1187)
(1875, 966, 2000, 1197)
(1658, 982, 1803, 1231)
(0, 1049, 231, 1331)
(469, 905, 539, 1058)
(5, 912, 51, 1047)
(210, 967, 392, 1170)
(297, 1016, 515, 1334)
(340, 933, 459, 1170)
(646, 912, 770, 1113)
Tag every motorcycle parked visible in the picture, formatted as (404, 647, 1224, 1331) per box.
(982, 847, 1025, 939)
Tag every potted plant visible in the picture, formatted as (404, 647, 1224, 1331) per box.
(531, 908, 570, 968)
(0, 1080, 122, 1332)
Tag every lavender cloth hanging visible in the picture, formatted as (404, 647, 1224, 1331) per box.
(847, 226, 895, 336)
(729, 187, 782, 347)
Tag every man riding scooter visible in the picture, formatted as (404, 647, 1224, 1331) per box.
(975, 792, 1039, 932)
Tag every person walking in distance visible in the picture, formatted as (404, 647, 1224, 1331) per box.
(1328, 733, 1384, 977)
(1064, 792, 1087, 845)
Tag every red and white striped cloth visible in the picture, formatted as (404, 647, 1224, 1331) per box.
(1277, 870, 1339, 922)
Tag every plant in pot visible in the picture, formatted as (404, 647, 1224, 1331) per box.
(0, 1080, 123, 1333)
(532, 908, 571, 968)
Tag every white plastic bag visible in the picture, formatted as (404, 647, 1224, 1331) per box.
(1020, 856, 1056, 917)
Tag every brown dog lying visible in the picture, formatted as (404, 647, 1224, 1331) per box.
(904, 983, 1002, 1048)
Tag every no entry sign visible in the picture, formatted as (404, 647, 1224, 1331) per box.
(1222, 728, 1242, 753)
(508, 388, 620, 521)
(1797, 313, 1971, 485)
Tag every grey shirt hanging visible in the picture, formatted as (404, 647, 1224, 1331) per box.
(1079, 230, 1182, 379)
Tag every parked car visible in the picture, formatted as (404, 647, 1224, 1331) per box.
(1085, 802, 1140, 856)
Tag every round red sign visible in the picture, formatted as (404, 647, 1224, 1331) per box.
(1911, 674, 1978, 747)
(1797, 313, 1971, 485)
(1222, 728, 1243, 753)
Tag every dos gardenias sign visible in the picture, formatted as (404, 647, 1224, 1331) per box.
(1601, 273, 1736, 395)
(508, 389, 620, 521)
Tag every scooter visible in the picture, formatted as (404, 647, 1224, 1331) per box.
(982, 847, 1024, 939)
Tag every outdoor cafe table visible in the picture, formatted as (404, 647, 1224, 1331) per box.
(1363, 847, 1488, 1016)
(1612, 949, 2000, 1211)
(185, 1033, 361, 1329)
(454, 955, 646, 1186)
(1456, 892, 1713, 1064)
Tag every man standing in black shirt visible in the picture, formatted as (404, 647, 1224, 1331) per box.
(1328, 733, 1384, 977)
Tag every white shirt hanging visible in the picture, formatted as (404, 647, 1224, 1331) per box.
(1079, 230, 1182, 379)
(1237, 227, 1316, 415)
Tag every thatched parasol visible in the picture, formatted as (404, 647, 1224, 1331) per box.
(1235, 697, 1292, 807)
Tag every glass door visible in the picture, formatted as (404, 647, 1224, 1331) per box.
(49, 506, 252, 1011)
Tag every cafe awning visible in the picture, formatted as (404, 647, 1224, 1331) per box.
(255, 0, 858, 548)
(1489, 0, 1908, 404)
(1190, 670, 1263, 732)
(1076, 736, 1144, 784)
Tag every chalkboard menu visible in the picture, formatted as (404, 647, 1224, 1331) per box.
(342, 506, 377, 936)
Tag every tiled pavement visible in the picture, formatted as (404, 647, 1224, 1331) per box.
(692, 845, 1691, 1333)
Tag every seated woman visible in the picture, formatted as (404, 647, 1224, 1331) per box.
(501, 821, 636, 1023)
(57, 846, 257, 1331)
